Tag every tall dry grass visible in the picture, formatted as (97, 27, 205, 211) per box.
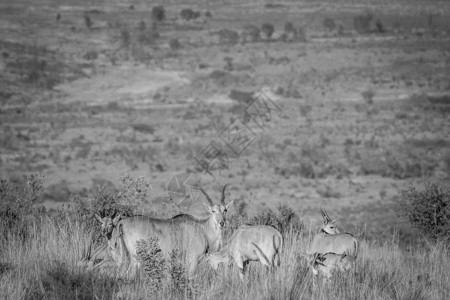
(1, 213, 449, 299)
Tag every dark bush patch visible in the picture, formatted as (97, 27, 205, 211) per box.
(25, 262, 118, 299)
(152, 6, 166, 22)
(323, 18, 336, 31)
(242, 25, 261, 43)
(227, 203, 303, 237)
(216, 29, 239, 44)
(0, 174, 43, 240)
(0, 262, 14, 277)
(397, 183, 450, 244)
(261, 23, 275, 38)
(180, 8, 201, 21)
(353, 12, 373, 33)
(169, 38, 182, 50)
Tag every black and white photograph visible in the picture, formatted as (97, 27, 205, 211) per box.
(1, 0, 449, 298)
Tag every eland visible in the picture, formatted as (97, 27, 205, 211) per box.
(117, 185, 233, 277)
(207, 225, 283, 280)
(308, 206, 358, 258)
(79, 211, 128, 272)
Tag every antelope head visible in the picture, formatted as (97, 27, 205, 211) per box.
(199, 184, 233, 229)
(320, 206, 339, 234)
(95, 211, 123, 239)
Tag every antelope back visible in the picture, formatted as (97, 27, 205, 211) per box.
(309, 233, 358, 257)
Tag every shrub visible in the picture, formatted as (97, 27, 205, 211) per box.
(167, 249, 191, 298)
(70, 174, 150, 225)
(136, 238, 191, 297)
(204, 10, 212, 18)
(120, 27, 131, 48)
(250, 204, 304, 235)
(397, 183, 450, 244)
(137, 23, 160, 45)
(375, 19, 385, 33)
(180, 8, 194, 20)
(138, 20, 146, 31)
(362, 89, 375, 104)
(242, 24, 261, 43)
(297, 26, 307, 42)
(26, 262, 118, 299)
(169, 38, 181, 50)
(216, 29, 239, 44)
(84, 13, 92, 30)
(136, 238, 167, 291)
(323, 17, 336, 31)
(284, 21, 294, 33)
(0, 174, 43, 240)
(152, 6, 165, 22)
(83, 50, 98, 61)
(353, 12, 373, 33)
(261, 23, 275, 38)
(180, 8, 201, 21)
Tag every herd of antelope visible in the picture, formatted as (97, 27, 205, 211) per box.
(79, 184, 358, 288)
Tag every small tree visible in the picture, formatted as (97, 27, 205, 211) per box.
(284, 21, 294, 33)
(84, 13, 92, 30)
(180, 8, 198, 21)
(323, 17, 336, 32)
(242, 24, 261, 43)
(217, 29, 239, 45)
(353, 12, 373, 34)
(169, 38, 181, 50)
(261, 23, 275, 39)
(397, 183, 450, 244)
(152, 6, 166, 22)
(0, 174, 43, 239)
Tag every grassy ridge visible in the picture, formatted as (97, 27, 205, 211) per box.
(1, 213, 449, 299)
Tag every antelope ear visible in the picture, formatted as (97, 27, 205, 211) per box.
(94, 213, 102, 223)
(112, 213, 122, 226)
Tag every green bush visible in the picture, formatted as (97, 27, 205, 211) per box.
(397, 183, 450, 244)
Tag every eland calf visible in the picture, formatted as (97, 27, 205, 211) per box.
(207, 225, 283, 280)
(308, 207, 358, 258)
(118, 185, 233, 277)
(301, 252, 354, 286)
(79, 211, 127, 272)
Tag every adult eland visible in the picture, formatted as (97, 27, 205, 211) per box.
(117, 184, 233, 277)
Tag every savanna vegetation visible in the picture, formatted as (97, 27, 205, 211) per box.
(1, 175, 450, 299)
(1, 0, 450, 298)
